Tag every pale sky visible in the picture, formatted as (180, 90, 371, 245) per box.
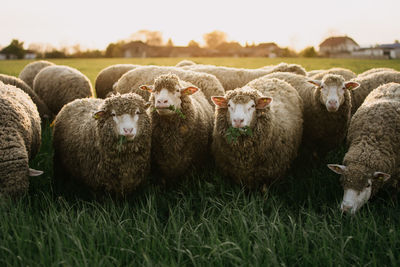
(1, 0, 399, 51)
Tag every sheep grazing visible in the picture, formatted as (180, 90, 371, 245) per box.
(139, 73, 213, 181)
(310, 68, 356, 81)
(115, 66, 224, 106)
(211, 78, 303, 188)
(175, 59, 196, 67)
(358, 67, 396, 77)
(304, 74, 359, 154)
(0, 74, 53, 119)
(95, 64, 138, 99)
(351, 70, 400, 115)
(0, 81, 42, 198)
(18, 60, 54, 88)
(52, 93, 152, 197)
(328, 83, 400, 215)
(33, 65, 94, 115)
(183, 62, 306, 92)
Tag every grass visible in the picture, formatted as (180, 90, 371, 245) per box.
(1, 57, 400, 266)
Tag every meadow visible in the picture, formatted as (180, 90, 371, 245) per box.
(1, 58, 400, 266)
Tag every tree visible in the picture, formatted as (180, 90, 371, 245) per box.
(299, 46, 318, 58)
(166, 38, 174, 47)
(203, 31, 227, 49)
(129, 30, 163, 46)
(1, 39, 25, 59)
(188, 40, 200, 48)
(105, 41, 125, 57)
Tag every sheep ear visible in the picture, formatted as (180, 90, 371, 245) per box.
(327, 164, 346, 175)
(93, 110, 106, 120)
(181, 86, 198, 95)
(308, 80, 322, 87)
(139, 85, 154, 92)
(29, 168, 43, 177)
(373, 171, 391, 182)
(211, 96, 227, 108)
(344, 81, 360, 91)
(256, 97, 272, 109)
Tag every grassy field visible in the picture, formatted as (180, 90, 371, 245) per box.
(1, 58, 400, 266)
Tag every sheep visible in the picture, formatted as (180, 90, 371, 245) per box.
(262, 72, 359, 155)
(327, 82, 400, 214)
(310, 68, 356, 81)
(18, 60, 54, 88)
(139, 73, 213, 181)
(183, 62, 307, 92)
(350, 70, 400, 115)
(95, 64, 138, 99)
(115, 65, 225, 106)
(211, 78, 303, 188)
(33, 65, 94, 115)
(52, 93, 152, 197)
(0, 81, 42, 198)
(175, 59, 196, 67)
(0, 74, 53, 119)
(358, 67, 396, 77)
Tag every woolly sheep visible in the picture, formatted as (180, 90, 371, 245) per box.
(175, 59, 196, 67)
(183, 62, 306, 92)
(310, 68, 356, 81)
(52, 93, 151, 197)
(33, 65, 94, 114)
(358, 67, 396, 77)
(350, 70, 400, 115)
(211, 78, 303, 188)
(0, 81, 42, 197)
(263, 72, 359, 154)
(95, 64, 138, 99)
(328, 82, 400, 214)
(18, 60, 54, 88)
(139, 73, 213, 181)
(115, 65, 224, 106)
(0, 74, 53, 119)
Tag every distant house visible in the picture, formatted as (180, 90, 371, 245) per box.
(351, 43, 400, 59)
(24, 50, 37, 59)
(0, 53, 6, 60)
(319, 36, 359, 57)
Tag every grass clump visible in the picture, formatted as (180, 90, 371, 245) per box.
(225, 126, 253, 143)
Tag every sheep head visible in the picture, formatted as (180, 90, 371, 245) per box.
(308, 74, 359, 112)
(327, 163, 390, 215)
(212, 87, 272, 129)
(93, 93, 150, 146)
(139, 73, 198, 117)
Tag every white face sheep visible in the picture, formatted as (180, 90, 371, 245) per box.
(212, 91, 272, 128)
(327, 82, 400, 215)
(309, 76, 359, 112)
(97, 108, 141, 141)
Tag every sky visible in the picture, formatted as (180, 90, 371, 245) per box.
(1, 0, 399, 51)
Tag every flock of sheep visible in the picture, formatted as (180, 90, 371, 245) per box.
(0, 59, 399, 215)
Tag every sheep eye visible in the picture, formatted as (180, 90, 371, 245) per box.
(135, 110, 141, 115)
(111, 112, 116, 117)
(251, 104, 255, 108)
(366, 182, 371, 188)
(228, 104, 231, 108)
(176, 89, 180, 93)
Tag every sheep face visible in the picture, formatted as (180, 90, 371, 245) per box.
(309, 75, 359, 112)
(212, 92, 272, 128)
(93, 94, 150, 143)
(327, 163, 390, 215)
(140, 74, 198, 116)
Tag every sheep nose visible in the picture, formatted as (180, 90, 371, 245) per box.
(233, 119, 244, 127)
(157, 99, 168, 104)
(123, 128, 133, 134)
(328, 100, 338, 105)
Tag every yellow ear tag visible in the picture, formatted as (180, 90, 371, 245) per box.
(263, 99, 267, 102)
(50, 120, 56, 128)
(379, 176, 384, 181)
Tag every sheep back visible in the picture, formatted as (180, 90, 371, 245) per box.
(0, 82, 41, 197)
(18, 60, 54, 88)
(310, 68, 356, 81)
(0, 74, 53, 119)
(95, 64, 138, 98)
(33, 65, 94, 115)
